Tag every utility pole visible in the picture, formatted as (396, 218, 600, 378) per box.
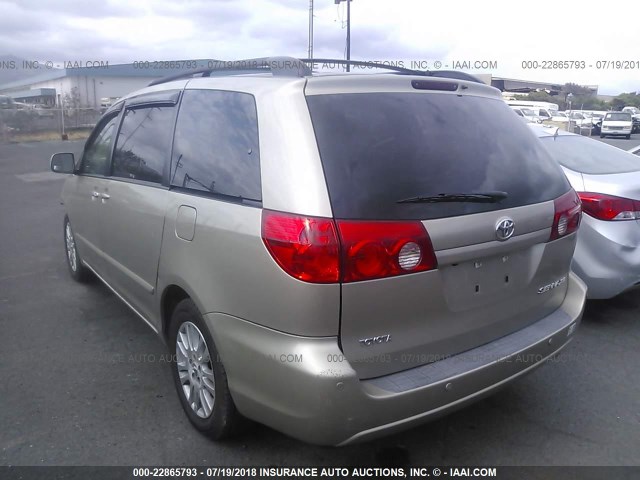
(308, 0, 314, 61)
(335, 0, 352, 71)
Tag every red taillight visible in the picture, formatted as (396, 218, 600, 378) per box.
(261, 211, 438, 283)
(550, 189, 582, 241)
(261, 210, 340, 283)
(578, 192, 640, 221)
(337, 220, 438, 282)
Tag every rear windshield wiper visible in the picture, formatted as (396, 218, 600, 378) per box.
(397, 191, 508, 204)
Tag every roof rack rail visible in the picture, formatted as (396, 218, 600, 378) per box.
(299, 58, 430, 76)
(148, 56, 486, 87)
(300, 59, 484, 84)
(148, 56, 312, 86)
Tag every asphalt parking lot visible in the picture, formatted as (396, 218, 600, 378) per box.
(595, 132, 640, 150)
(1, 139, 639, 467)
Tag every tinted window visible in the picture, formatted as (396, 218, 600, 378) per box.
(112, 106, 175, 183)
(306, 93, 569, 220)
(80, 114, 119, 175)
(541, 136, 640, 174)
(171, 90, 261, 201)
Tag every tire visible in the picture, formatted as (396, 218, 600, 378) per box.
(600, 134, 604, 138)
(169, 298, 242, 439)
(626, 135, 631, 140)
(64, 216, 92, 282)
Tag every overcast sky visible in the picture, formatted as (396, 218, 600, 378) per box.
(1, 0, 638, 94)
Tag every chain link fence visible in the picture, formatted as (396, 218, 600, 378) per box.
(0, 107, 100, 143)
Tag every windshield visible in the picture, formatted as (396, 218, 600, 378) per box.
(521, 108, 535, 116)
(306, 93, 569, 220)
(555, 112, 568, 118)
(605, 113, 632, 121)
(541, 135, 640, 174)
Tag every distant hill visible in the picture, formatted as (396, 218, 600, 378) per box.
(0, 54, 58, 86)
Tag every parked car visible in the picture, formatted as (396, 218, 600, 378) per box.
(50, 57, 586, 446)
(621, 106, 640, 133)
(522, 106, 555, 122)
(534, 125, 640, 298)
(588, 112, 606, 135)
(567, 111, 593, 128)
(32, 105, 55, 118)
(551, 111, 570, 123)
(0, 96, 37, 129)
(510, 106, 534, 123)
(600, 111, 633, 139)
(575, 111, 608, 135)
(505, 100, 560, 117)
(510, 106, 540, 123)
(99, 97, 120, 114)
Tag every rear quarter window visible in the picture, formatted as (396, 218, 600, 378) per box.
(306, 92, 570, 220)
(170, 90, 261, 202)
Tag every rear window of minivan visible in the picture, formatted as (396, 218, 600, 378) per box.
(306, 93, 570, 220)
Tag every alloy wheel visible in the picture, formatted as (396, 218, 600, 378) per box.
(65, 223, 78, 272)
(176, 321, 216, 418)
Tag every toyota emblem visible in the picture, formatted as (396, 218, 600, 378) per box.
(496, 218, 515, 241)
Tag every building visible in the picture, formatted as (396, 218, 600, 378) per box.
(474, 75, 598, 97)
(1, 64, 600, 109)
(0, 61, 214, 109)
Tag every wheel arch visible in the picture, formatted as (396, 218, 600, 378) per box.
(160, 284, 191, 341)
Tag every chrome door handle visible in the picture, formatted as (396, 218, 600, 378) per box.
(101, 193, 110, 200)
(92, 191, 100, 199)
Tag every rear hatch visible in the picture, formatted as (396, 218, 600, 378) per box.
(306, 77, 578, 378)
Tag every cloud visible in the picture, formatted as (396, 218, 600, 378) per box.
(0, 0, 638, 94)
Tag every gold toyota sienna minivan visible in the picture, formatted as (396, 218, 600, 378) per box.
(50, 57, 587, 446)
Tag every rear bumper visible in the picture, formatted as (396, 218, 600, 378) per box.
(205, 272, 586, 446)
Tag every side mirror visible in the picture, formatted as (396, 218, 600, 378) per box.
(50, 153, 75, 174)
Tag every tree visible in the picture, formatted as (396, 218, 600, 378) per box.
(611, 92, 640, 110)
(563, 82, 593, 96)
(509, 83, 640, 111)
(561, 83, 607, 110)
(62, 87, 82, 127)
(62, 87, 81, 110)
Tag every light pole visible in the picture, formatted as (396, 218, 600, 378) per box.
(308, 0, 314, 61)
(567, 93, 573, 132)
(335, 0, 351, 71)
